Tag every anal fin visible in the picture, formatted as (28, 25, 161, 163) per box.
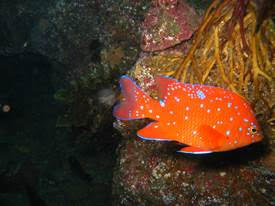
(178, 146, 213, 154)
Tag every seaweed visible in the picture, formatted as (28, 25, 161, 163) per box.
(163, 0, 274, 125)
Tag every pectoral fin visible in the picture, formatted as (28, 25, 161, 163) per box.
(197, 125, 227, 149)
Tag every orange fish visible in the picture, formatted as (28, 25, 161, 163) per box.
(113, 75, 263, 154)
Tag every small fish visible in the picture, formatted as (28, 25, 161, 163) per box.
(113, 75, 263, 154)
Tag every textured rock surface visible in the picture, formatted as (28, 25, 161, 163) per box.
(141, 0, 200, 51)
(112, 130, 274, 205)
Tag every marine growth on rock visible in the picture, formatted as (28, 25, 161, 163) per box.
(141, 0, 199, 51)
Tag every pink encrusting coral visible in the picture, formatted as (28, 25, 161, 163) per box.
(141, 0, 200, 51)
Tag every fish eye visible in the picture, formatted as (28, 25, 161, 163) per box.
(250, 127, 257, 134)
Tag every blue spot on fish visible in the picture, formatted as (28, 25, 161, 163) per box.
(197, 90, 206, 99)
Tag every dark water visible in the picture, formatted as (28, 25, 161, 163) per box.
(0, 53, 118, 206)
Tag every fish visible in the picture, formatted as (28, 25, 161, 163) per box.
(113, 75, 263, 154)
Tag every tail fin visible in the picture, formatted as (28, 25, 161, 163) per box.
(113, 75, 154, 120)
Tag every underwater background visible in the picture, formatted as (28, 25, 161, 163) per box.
(0, 0, 274, 205)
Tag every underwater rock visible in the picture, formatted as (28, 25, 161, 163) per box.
(112, 133, 274, 205)
(141, 0, 199, 51)
(101, 46, 125, 69)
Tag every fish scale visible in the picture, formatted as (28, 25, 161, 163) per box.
(113, 75, 263, 154)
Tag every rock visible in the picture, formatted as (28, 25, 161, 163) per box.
(141, 0, 200, 51)
(112, 135, 274, 205)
